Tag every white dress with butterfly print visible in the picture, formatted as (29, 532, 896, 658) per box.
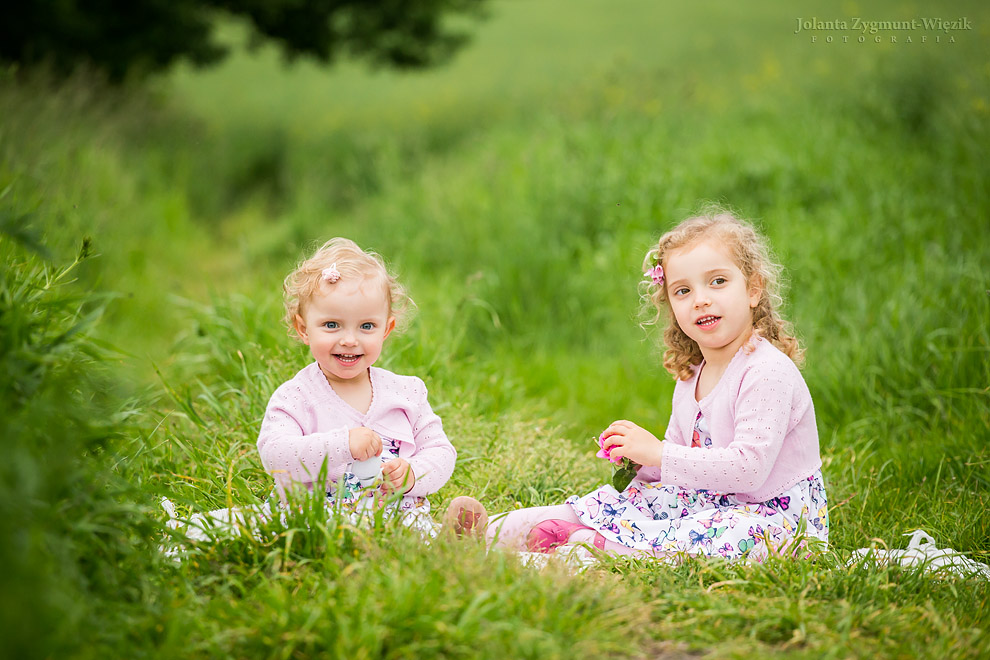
(567, 411, 829, 560)
(326, 433, 437, 536)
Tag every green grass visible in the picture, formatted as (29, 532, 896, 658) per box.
(2, 0, 989, 657)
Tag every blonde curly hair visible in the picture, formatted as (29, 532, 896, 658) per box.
(643, 208, 802, 380)
(283, 237, 412, 340)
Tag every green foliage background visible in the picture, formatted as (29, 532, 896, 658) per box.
(1, 0, 486, 80)
(1, 1, 988, 657)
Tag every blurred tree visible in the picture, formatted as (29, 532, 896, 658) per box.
(1, 0, 488, 82)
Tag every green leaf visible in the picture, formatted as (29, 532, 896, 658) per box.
(611, 463, 639, 492)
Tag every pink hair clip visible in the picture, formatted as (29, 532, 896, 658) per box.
(644, 264, 664, 286)
(322, 264, 341, 284)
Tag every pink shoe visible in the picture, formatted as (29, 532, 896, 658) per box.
(527, 519, 605, 553)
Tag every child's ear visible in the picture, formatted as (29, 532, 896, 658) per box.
(383, 316, 397, 339)
(294, 314, 310, 344)
(748, 274, 764, 309)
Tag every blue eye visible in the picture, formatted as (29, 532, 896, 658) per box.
(323, 321, 339, 329)
(361, 322, 375, 331)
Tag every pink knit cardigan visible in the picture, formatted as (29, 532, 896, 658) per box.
(637, 337, 823, 502)
(257, 363, 456, 499)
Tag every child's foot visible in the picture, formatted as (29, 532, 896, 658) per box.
(443, 496, 489, 538)
(527, 519, 606, 553)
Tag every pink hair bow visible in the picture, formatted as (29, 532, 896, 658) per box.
(322, 264, 341, 283)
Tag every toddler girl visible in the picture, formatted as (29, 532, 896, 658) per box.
(456, 210, 828, 560)
(257, 238, 456, 529)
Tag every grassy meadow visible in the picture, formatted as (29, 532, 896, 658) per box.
(2, 0, 989, 657)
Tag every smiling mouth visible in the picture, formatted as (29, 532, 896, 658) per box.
(334, 354, 363, 364)
(696, 315, 720, 327)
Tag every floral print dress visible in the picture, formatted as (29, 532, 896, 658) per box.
(326, 434, 437, 535)
(567, 411, 829, 561)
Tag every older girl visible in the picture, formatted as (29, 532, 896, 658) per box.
(455, 210, 828, 561)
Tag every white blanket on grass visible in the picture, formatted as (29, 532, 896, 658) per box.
(160, 499, 988, 578)
(848, 529, 990, 579)
(159, 496, 440, 558)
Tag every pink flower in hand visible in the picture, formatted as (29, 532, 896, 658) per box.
(596, 430, 641, 492)
(596, 432, 624, 465)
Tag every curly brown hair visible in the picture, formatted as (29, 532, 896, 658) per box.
(643, 207, 803, 380)
(282, 237, 413, 340)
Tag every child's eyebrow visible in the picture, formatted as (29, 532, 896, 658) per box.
(666, 268, 734, 288)
(703, 268, 733, 277)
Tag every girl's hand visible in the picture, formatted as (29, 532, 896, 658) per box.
(601, 420, 664, 468)
(349, 427, 383, 461)
(381, 458, 415, 494)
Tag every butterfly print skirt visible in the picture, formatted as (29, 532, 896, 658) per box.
(567, 414, 829, 561)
